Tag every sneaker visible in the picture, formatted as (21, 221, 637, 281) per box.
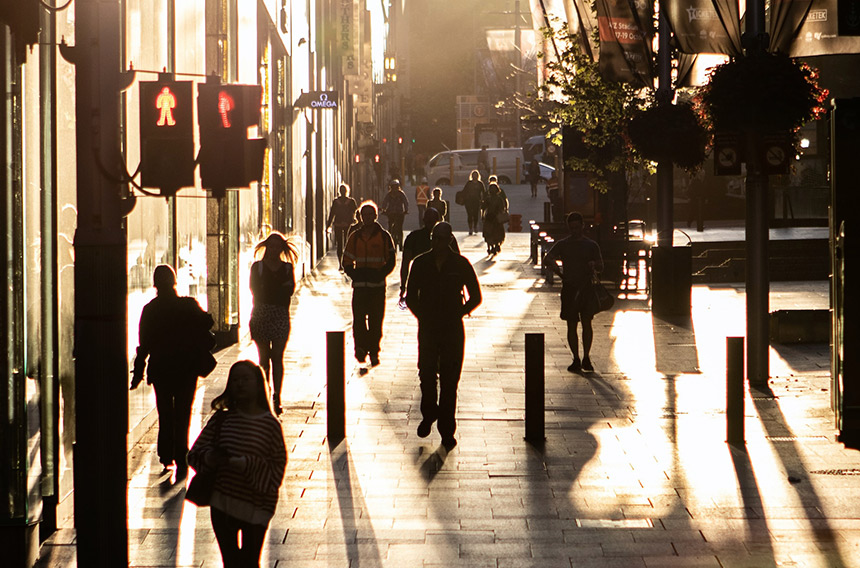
(417, 419, 433, 438)
(567, 359, 581, 373)
(581, 357, 594, 372)
(442, 437, 458, 451)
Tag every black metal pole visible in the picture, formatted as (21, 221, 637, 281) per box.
(73, 0, 129, 564)
(745, 131, 770, 389)
(327, 331, 346, 445)
(727, 336, 745, 446)
(525, 333, 545, 444)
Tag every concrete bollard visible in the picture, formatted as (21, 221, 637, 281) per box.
(726, 336, 745, 446)
(327, 331, 345, 445)
(525, 333, 546, 444)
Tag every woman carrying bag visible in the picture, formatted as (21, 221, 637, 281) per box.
(187, 360, 287, 567)
(482, 182, 509, 255)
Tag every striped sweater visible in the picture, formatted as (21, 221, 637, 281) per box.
(188, 410, 287, 524)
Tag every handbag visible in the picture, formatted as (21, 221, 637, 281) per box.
(455, 190, 464, 205)
(195, 349, 217, 378)
(194, 329, 217, 378)
(185, 412, 226, 506)
(495, 210, 510, 224)
(591, 276, 615, 313)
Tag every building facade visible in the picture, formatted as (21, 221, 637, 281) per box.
(0, 0, 378, 564)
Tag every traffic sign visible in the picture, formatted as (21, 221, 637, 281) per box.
(761, 132, 793, 175)
(714, 132, 742, 176)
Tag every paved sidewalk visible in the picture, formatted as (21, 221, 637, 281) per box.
(38, 230, 860, 568)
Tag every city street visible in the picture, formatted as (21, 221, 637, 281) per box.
(36, 188, 859, 567)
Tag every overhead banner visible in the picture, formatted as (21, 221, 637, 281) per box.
(788, 0, 860, 56)
(664, 0, 743, 56)
(339, 0, 359, 75)
(595, 0, 654, 88)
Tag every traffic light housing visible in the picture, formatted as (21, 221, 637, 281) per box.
(139, 78, 195, 195)
(197, 81, 267, 197)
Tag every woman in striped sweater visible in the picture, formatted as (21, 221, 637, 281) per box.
(188, 360, 287, 567)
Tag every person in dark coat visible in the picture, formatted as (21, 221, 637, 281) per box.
(405, 222, 482, 450)
(527, 159, 541, 197)
(482, 182, 508, 255)
(326, 183, 358, 269)
(132, 264, 215, 479)
(459, 170, 485, 235)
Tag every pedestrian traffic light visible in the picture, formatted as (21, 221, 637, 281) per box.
(139, 78, 195, 195)
(197, 81, 267, 197)
(374, 154, 380, 163)
(355, 153, 361, 163)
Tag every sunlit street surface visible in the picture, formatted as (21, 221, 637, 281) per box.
(45, 187, 856, 567)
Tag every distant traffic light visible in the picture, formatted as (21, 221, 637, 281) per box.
(197, 81, 267, 197)
(139, 78, 195, 196)
(354, 154, 361, 163)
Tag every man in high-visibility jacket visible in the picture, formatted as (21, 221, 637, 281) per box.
(342, 202, 396, 367)
(415, 177, 430, 228)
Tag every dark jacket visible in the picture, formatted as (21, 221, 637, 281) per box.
(133, 292, 214, 384)
(405, 250, 481, 327)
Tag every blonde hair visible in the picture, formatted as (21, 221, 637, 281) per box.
(255, 231, 299, 264)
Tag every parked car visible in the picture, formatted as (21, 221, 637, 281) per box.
(425, 147, 555, 186)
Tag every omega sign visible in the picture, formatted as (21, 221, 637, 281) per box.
(308, 91, 337, 108)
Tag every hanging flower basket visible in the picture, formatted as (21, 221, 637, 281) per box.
(697, 52, 828, 133)
(627, 102, 708, 169)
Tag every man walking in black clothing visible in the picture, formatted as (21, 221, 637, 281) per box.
(131, 265, 214, 479)
(405, 222, 481, 449)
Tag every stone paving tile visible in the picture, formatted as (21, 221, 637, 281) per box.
(36, 228, 860, 567)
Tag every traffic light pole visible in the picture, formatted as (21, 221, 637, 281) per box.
(73, 0, 129, 564)
(744, 0, 771, 390)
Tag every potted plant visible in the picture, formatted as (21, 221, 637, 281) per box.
(627, 101, 709, 169)
(696, 52, 828, 134)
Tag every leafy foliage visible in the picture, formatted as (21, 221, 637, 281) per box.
(627, 101, 708, 169)
(525, 24, 647, 193)
(696, 52, 829, 133)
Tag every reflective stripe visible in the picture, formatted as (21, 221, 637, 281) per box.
(353, 281, 386, 288)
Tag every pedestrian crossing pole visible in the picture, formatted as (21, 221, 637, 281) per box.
(525, 333, 545, 444)
(327, 331, 346, 445)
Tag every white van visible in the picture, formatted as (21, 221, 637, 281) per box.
(425, 148, 554, 186)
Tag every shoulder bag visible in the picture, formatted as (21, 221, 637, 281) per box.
(185, 411, 226, 506)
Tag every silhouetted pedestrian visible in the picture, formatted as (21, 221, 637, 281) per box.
(427, 187, 448, 222)
(381, 178, 409, 250)
(399, 208, 460, 303)
(482, 182, 508, 255)
(187, 360, 287, 568)
(343, 202, 396, 367)
(527, 159, 541, 197)
(546, 170, 562, 222)
(326, 183, 358, 269)
(544, 211, 604, 373)
(249, 232, 298, 416)
(458, 170, 484, 235)
(131, 265, 215, 479)
(405, 222, 482, 450)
